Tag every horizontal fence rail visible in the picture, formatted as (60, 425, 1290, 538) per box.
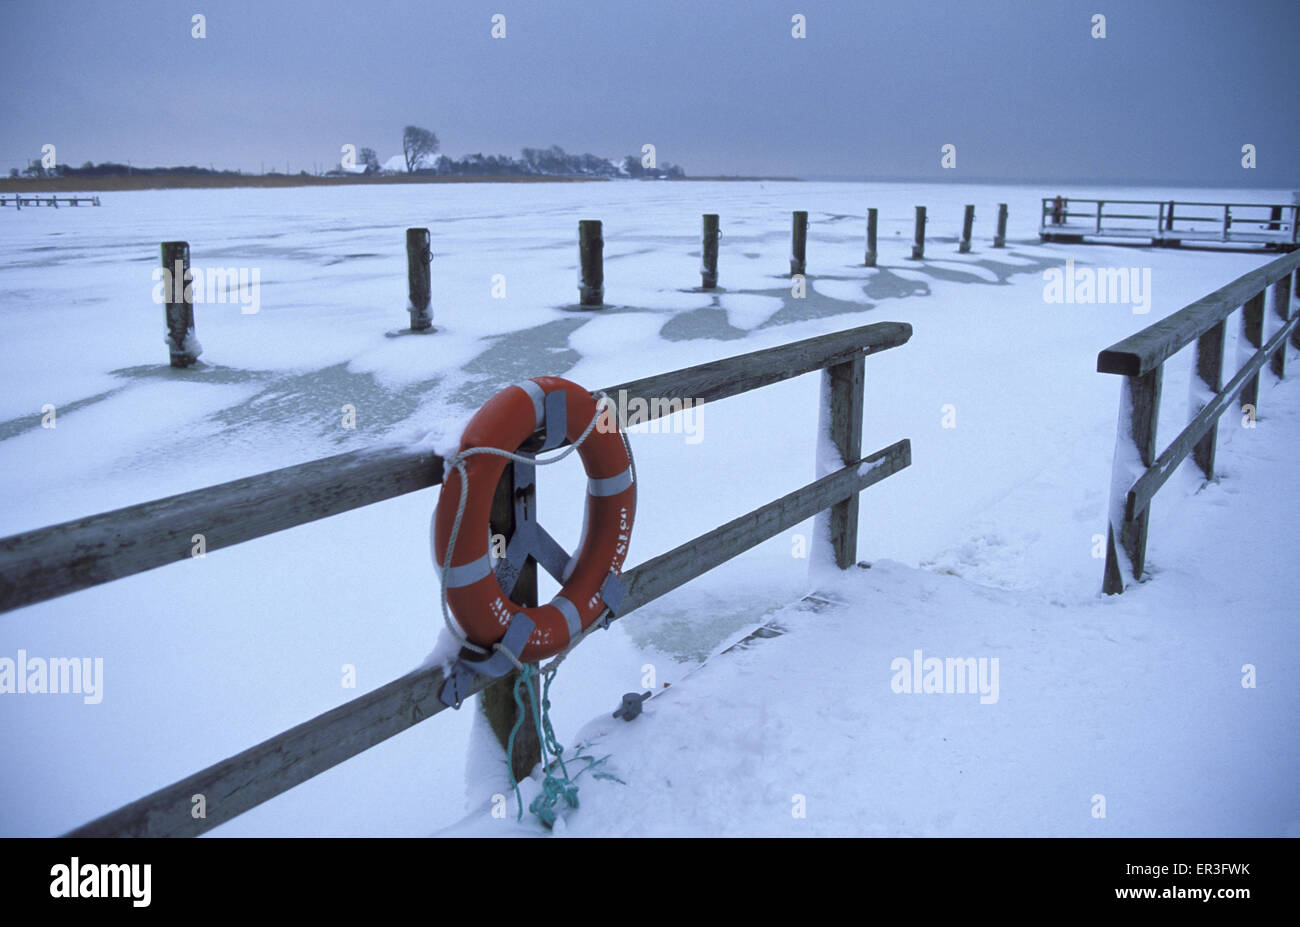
(0, 321, 910, 615)
(1098, 249, 1300, 594)
(66, 440, 910, 837)
(1041, 197, 1299, 250)
(0, 320, 913, 835)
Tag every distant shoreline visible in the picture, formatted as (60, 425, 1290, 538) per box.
(0, 174, 803, 194)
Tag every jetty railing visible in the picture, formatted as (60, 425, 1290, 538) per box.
(1098, 249, 1300, 593)
(0, 194, 100, 208)
(1041, 198, 1299, 250)
(0, 321, 913, 835)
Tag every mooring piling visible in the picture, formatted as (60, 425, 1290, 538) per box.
(959, 204, 975, 253)
(790, 211, 808, 276)
(405, 227, 433, 331)
(701, 213, 720, 288)
(910, 206, 927, 259)
(579, 219, 604, 306)
(161, 241, 200, 368)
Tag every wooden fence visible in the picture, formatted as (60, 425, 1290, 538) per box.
(0, 321, 913, 835)
(0, 194, 100, 209)
(1042, 197, 1299, 250)
(1098, 249, 1300, 593)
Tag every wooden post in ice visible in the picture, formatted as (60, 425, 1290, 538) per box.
(701, 213, 720, 289)
(480, 460, 541, 781)
(958, 204, 974, 253)
(405, 228, 432, 331)
(161, 241, 200, 368)
(864, 208, 878, 267)
(993, 203, 1008, 248)
(1101, 367, 1162, 594)
(790, 211, 808, 276)
(578, 219, 604, 306)
(910, 206, 926, 259)
(815, 353, 866, 569)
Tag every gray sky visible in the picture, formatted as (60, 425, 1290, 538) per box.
(2, 0, 1297, 185)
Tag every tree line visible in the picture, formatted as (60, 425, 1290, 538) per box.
(379, 125, 685, 178)
(9, 124, 687, 180)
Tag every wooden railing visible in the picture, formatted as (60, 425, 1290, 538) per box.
(0, 194, 100, 208)
(1098, 250, 1300, 593)
(1041, 198, 1299, 249)
(0, 321, 913, 835)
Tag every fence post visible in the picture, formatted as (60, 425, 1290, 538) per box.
(993, 203, 1007, 248)
(1096, 201, 1104, 234)
(1268, 205, 1282, 232)
(405, 228, 432, 331)
(579, 219, 603, 306)
(1294, 268, 1300, 350)
(161, 241, 200, 368)
(1269, 274, 1291, 378)
(815, 354, 866, 569)
(790, 211, 808, 276)
(701, 213, 720, 288)
(1191, 320, 1226, 479)
(1241, 289, 1265, 412)
(1102, 367, 1162, 593)
(958, 204, 974, 253)
(864, 208, 878, 267)
(1165, 200, 1174, 231)
(480, 460, 541, 781)
(910, 206, 926, 259)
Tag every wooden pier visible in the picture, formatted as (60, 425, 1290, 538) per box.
(0, 194, 101, 209)
(1040, 197, 1298, 251)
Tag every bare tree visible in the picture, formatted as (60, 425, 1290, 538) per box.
(359, 147, 381, 175)
(402, 126, 440, 173)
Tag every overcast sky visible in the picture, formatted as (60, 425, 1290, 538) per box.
(2, 0, 1296, 185)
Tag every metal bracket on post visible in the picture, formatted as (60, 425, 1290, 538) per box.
(439, 613, 536, 708)
(494, 389, 573, 595)
(599, 570, 628, 618)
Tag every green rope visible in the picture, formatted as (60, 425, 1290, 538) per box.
(504, 663, 582, 828)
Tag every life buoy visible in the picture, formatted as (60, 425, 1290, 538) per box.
(433, 377, 635, 662)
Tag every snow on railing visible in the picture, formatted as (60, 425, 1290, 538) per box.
(1097, 248, 1300, 594)
(0, 321, 913, 835)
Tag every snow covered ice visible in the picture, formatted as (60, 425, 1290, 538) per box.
(0, 180, 1296, 837)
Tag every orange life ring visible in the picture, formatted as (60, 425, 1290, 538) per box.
(433, 377, 635, 662)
